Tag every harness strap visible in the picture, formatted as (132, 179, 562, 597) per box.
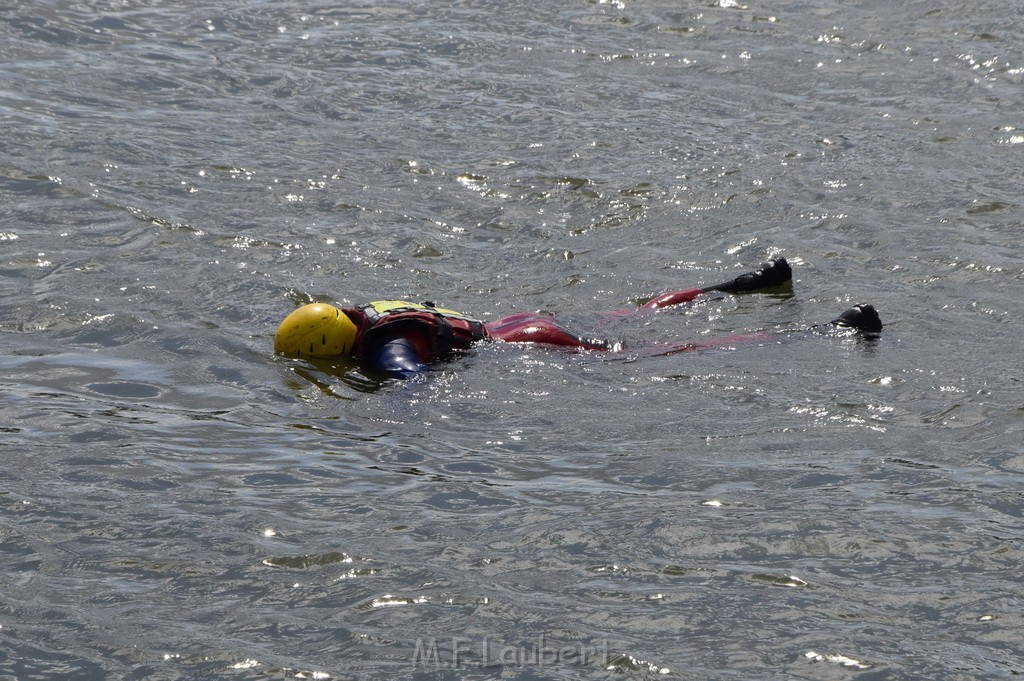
(467, 319, 486, 342)
(434, 313, 455, 354)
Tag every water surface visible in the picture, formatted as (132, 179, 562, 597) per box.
(2, 1, 1024, 678)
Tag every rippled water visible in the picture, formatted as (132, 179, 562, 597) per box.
(3, 1, 1024, 678)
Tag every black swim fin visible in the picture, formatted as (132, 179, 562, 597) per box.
(831, 304, 882, 334)
(704, 258, 793, 294)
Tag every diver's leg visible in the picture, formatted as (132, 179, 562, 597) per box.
(648, 303, 882, 356)
(641, 257, 792, 310)
(485, 301, 880, 357)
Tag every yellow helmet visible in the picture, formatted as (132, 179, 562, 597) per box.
(274, 303, 357, 359)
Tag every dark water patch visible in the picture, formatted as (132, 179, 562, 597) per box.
(261, 552, 354, 570)
(84, 381, 162, 399)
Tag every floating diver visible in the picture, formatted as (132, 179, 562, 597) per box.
(274, 258, 881, 379)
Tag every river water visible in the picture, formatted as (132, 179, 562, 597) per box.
(2, 1, 1023, 679)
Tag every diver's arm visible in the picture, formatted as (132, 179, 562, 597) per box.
(369, 337, 428, 379)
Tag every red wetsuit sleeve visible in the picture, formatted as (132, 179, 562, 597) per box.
(484, 314, 610, 350)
